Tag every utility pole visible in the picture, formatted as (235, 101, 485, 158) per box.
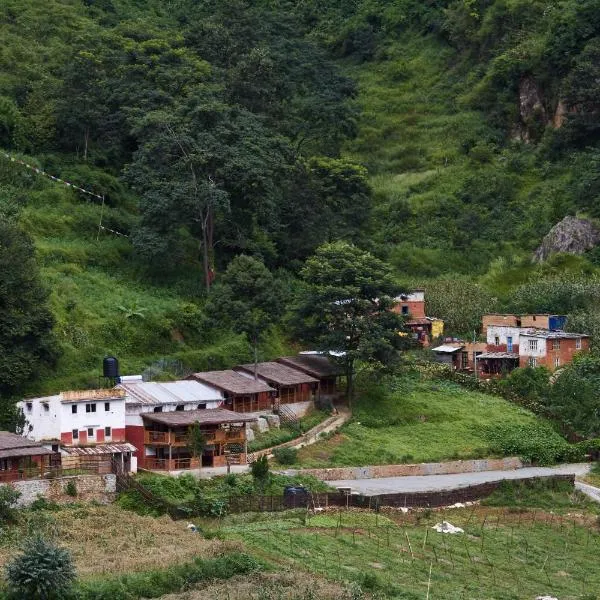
(473, 330, 478, 380)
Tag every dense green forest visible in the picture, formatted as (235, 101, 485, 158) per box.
(2, 0, 600, 398)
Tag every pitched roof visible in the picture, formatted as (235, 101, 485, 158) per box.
(190, 370, 274, 395)
(120, 380, 223, 406)
(276, 355, 343, 379)
(141, 408, 256, 427)
(235, 362, 319, 386)
(0, 431, 56, 459)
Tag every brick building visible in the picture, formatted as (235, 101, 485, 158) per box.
(519, 331, 590, 370)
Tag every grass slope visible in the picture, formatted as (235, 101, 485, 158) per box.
(295, 377, 551, 467)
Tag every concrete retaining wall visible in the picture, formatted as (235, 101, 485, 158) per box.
(283, 457, 524, 481)
(11, 474, 116, 507)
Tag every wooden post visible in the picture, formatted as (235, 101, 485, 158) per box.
(168, 428, 172, 470)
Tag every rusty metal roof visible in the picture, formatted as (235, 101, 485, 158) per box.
(120, 380, 223, 405)
(62, 443, 136, 456)
(61, 389, 125, 403)
(142, 408, 256, 427)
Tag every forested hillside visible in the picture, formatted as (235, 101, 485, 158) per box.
(2, 0, 600, 398)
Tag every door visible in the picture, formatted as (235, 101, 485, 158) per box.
(507, 336, 513, 352)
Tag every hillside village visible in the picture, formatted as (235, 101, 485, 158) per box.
(1, 290, 591, 483)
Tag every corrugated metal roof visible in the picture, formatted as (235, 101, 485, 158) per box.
(62, 443, 136, 456)
(432, 345, 463, 353)
(120, 380, 223, 405)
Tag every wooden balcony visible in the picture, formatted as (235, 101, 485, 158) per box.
(144, 428, 245, 447)
(144, 457, 201, 471)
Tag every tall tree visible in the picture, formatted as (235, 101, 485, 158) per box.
(294, 241, 406, 405)
(205, 255, 285, 375)
(0, 221, 56, 406)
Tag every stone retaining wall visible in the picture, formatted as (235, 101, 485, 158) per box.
(283, 457, 524, 481)
(11, 474, 116, 507)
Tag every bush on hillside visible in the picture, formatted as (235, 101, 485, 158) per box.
(483, 423, 581, 465)
(273, 447, 298, 465)
(0, 486, 21, 523)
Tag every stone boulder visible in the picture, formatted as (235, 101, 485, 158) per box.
(534, 215, 600, 262)
(265, 414, 280, 429)
(251, 417, 269, 434)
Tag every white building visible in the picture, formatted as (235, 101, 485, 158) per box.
(19, 388, 136, 472)
(486, 325, 523, 353)
(20, 389, 127, 446)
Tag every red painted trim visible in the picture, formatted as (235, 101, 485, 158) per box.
(111, 427, 126, 442)
(96, 429, 105, 443)
(79, 430, 87, 445)
(60, 431, 73, 445)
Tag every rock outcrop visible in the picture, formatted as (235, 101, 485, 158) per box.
(534, 215, 600, 262)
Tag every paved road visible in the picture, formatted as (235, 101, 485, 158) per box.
(328, 463, 591, 495)
(575, 480, 600, 503)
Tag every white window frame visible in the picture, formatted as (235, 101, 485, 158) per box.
(552, 339, 560, 350)
(554, 357, 560, 368)
(529, 357, 537, 367)
(576, 338, 582, 350)
(528, 339, 538, 351)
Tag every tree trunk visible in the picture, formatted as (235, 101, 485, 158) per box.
(253, 336, 259, 380)
(201, 212, 211, 293)
(83, 127, 89, 162)
(345, 359, 354, 411)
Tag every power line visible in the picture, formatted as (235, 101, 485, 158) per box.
(1, 150, 129, 238)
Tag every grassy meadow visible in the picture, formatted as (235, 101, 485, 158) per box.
(293, 376, 549, 467)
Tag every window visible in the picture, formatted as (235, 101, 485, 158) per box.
(72, 429, 79, 440)
(554, 357, 560, 368)
(494, 336, 500, 346)
(71, 404, 77, 414)
(507, 336, 513, 352)
(26, 402, 32, 413)
(576, 338, 582, 350)
(86, 403, 96, 413)
(461, 353, 468, 370)
(51, 444, 59, 453)
(197, 403, 207, 410)
(175, 404, 185, 411)
(87, 428, 94, 438)
(104, 402, 110, 411)
(529, 357, 537, 367)
(401, 305, 409, 315)
(105, 426, 111, 437)
(532, 315, 537, 321)
(42, 402, 49, 412)
(528, 339, 538, 351)
(552, 339, 560, 350)
(153, 406, 163, 413)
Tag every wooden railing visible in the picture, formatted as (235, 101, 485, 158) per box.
(143, 457, 201, 471)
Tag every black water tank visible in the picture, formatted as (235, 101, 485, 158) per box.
(103, 356, 119, 379)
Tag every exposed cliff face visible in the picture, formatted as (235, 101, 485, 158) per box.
(534, 216, 600, 262)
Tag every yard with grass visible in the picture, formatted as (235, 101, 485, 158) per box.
(212, 482, 600, 599)
(293, 376, 564, 467)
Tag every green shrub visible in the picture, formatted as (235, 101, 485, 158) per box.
(28, 495, 61, 512)
(0, 485, 21, 523)
(273, 447, 298, 465)
(5, 536, 75, 600)
(483, 423, 581, 465)
(65, 480, 77, 497)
